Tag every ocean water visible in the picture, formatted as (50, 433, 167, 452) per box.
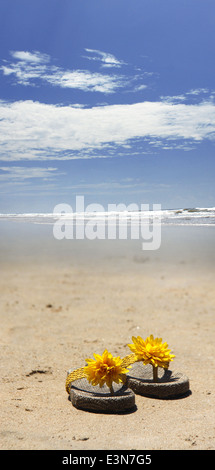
(0, 207, 215, 271)
(0, 206, 215, 226)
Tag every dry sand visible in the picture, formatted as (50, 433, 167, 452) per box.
(0, 224, 215, 450)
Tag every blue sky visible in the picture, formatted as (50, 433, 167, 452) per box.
(0, 0, 215, 212)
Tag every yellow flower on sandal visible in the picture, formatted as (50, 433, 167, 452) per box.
(84, 349, 130, 392)
(128, 335, 175, 381)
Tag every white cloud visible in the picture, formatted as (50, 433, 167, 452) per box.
(0, 166, 61, 180)
(186, 88, 209, 96)
(44, 68, 124, 93)
(160, 94, 187, 104)
(161, 89, 213, 104)
(132, 84, 148, 93)
(84, 48, 126, 68)
(10, 50, 50, 64)
(0, 98, 215, 161)
(0, 50, 125, 93)
(0, 49, 150, 94)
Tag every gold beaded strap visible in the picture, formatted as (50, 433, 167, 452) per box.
(65, 367, 87, 394)
(121, 353, 137, 368)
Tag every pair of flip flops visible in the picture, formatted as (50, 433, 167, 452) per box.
(65, 335, 190, 412)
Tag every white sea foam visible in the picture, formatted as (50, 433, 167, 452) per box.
(0, 207, 215, 226)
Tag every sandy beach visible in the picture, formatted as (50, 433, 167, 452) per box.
(0, 222, 215, 450)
